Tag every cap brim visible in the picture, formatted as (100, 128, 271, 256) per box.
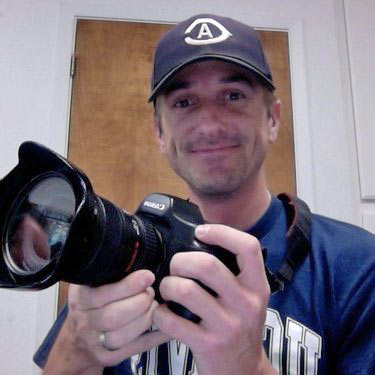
(148, 55, 275, 103)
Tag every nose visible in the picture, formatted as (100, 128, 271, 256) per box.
(195, 101, 223, 135)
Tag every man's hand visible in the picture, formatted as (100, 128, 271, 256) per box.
(43, 270, 170, 374)
(152, 224, 277, 375)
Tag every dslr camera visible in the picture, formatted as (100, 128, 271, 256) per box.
(0, 141, 241, 322)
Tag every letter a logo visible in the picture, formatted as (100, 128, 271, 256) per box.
(197, 23, 214, 39)
(185, 18, 233, 45)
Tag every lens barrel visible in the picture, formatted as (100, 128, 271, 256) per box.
(67, 196, 163, 287)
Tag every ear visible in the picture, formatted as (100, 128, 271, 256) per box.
(268, 99, 281, 144)
(153, 116, 166, 153)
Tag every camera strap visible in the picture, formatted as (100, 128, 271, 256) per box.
(264, 193, 312, 294)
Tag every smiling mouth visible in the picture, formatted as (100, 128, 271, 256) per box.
(191, 144, 240, 154)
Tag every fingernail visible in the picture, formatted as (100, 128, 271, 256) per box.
(141, 271, 155, 288)
(195, 224, 210, 237)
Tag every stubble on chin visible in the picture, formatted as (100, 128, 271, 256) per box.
(177, 163, 250, 200)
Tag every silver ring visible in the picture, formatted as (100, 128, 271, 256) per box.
(99, 331, 116, 351)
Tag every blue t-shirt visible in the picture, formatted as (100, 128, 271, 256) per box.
(34, 196, 375, 374)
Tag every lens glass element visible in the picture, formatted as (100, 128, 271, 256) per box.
(4, 176, 76, 275)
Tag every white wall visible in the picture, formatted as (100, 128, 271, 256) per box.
(0, 1, 61, 374)
(0, 0, 372, 373)
(344, 0, 375, 232)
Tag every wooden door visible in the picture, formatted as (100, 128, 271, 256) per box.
(58, 19, 295, 310)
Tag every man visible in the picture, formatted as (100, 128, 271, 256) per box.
(34, 14, 375, 375)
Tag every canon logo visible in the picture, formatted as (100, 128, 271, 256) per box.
(143, 201, 166, 211)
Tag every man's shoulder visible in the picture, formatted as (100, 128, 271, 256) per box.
(308, 212, 375, 277)
(310, 212, 375, 249)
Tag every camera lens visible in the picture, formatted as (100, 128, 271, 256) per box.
(4, 175, 76, 275)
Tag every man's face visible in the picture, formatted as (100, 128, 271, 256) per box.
(154, 60, 280, 198)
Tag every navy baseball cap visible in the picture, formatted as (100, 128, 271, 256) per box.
(149, 14, 275, 102)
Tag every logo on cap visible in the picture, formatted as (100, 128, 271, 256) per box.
(184, 18, 233, 45)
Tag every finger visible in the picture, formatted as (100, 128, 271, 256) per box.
(94, 329, 170, 367)
(73, 270, 155, 309)
(102, 300, 162, 349)
(77, 300, 164, 356)
(152, 304, 204, 349)
(158, 275, 229, 329)
(87, 287, 155, 331)
(169, 252, 248, 317)
(194, 224, 269, 293)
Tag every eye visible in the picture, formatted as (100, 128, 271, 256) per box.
(173, 97, 196, 108)
(224, 91, 245, 101)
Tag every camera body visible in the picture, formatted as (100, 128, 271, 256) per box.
(134, 193, 239, 320)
